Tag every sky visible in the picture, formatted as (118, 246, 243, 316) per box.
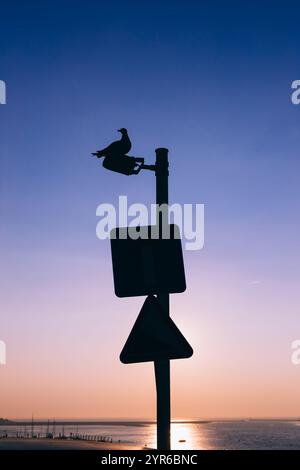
(1, 0, 300, 419)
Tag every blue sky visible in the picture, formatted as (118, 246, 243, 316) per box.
(1, 1, 300, 418)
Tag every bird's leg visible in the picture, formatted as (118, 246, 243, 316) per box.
(131, 162, 156, 174)
(130, 167, 142, 175)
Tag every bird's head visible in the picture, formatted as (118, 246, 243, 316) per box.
(118, 128, 128, 135)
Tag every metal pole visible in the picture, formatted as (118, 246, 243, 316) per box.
(154, 148, 171, 450)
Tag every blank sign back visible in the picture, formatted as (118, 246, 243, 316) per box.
(110, 224, 186, 297)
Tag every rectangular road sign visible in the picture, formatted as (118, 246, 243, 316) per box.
(110, 224, 186, 297)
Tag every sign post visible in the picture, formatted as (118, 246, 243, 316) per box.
(154, 148, 171, 450)
(94, 132, 193, 451)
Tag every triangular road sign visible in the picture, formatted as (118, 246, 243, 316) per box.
(120, 295, 193, 364)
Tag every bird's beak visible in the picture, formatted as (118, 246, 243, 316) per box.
(117, 129, 121, 132)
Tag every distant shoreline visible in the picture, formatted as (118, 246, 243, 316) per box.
(0, 420, 150, 427)
(1, 418, 299, 427)
(0, 420, 211, 427)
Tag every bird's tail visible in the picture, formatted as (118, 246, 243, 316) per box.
(91, 151, 105, 158)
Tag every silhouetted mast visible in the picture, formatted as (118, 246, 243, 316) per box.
(31, 413, 34, 438)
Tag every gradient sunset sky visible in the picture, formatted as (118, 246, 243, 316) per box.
(1, 0, 300, 419)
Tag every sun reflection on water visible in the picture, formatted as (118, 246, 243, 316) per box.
(147, 422, 207, 450)
(171, 422, 196, 450)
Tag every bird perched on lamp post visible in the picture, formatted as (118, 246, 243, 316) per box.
(91, 128, 152, 175)
(92, 128, 131, 158)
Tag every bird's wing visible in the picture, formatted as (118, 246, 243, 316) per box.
(97, 134, 131, 156)
(97, 140, 121, 154)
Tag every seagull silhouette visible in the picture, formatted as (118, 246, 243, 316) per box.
(92, 128, 131, 158)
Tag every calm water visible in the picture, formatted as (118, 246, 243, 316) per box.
(1, 421, 300, 450)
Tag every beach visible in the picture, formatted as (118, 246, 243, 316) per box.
(0, 438, 142, 450)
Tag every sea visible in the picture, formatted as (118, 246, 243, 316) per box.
(1, 420, 300, 450)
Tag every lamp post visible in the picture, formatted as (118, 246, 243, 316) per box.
(98, 145, 171, 450)
(154, 148, 171, 450)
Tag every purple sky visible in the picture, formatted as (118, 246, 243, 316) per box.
(1, 0, 300, 418)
